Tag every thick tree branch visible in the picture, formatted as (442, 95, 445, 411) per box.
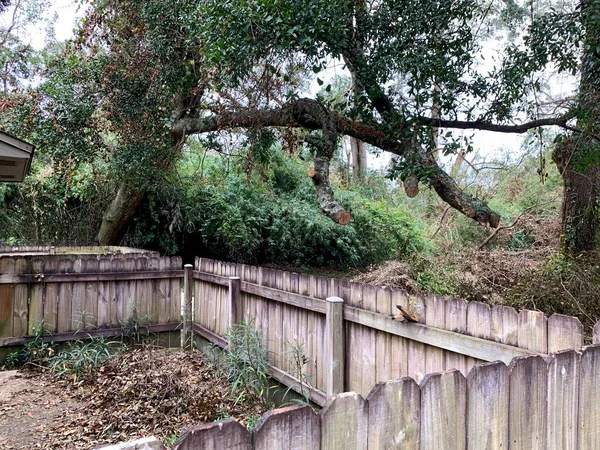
(419, 116, 570, 133)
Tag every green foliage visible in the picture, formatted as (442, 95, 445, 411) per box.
(48, 338, 123, 382)
(5, 325, 56, 368)
(129, 145, 426, 268)
(207, 321, 273, 406)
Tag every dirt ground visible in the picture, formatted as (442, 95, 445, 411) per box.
(0, 370, 82, 449)
(0, 347, 268, 449)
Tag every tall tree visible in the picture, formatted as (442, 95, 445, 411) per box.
(5, 0, 596, 250)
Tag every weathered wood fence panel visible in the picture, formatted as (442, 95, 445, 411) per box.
(192, 258, 586, 398)
(0, 255, 182, 346)
(173, 345, 600, 450)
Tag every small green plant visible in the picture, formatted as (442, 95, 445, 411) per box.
(9, 324, 58, 368)
(119, 305, 153, 343)
(207, 320, 274, 406)
(283, 339, 312, 406)
(246, 416, 262, 431)
(48, 337, 123, 382)
(163, 434, 179, 447)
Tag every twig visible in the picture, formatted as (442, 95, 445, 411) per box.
(429, 205, 452, 239)
(477, 201, 554, 249)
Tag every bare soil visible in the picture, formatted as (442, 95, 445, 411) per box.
(0, 347, 268, 449)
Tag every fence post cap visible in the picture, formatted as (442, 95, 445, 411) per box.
(229, 276, 241, 280)
(184, 263, 193, 268)
(326, 296, 344, 303)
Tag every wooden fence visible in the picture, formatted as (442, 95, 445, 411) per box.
(171, 346, 600, 449)
(0, 245, 158, 257)
(1, 250, 599, 449)
(0, 254, 182, 346)
(192, 257, 586, 402)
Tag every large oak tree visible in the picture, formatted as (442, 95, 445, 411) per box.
(5, 0, 598, 252)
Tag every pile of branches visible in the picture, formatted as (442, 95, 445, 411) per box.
(41, 347, 267, 449)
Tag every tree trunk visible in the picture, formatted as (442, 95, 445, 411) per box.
(97, 183, 145, 245)
(551, 0, 600, 253)
(552, 137, 599, 253)
(350, 137, 367, 182)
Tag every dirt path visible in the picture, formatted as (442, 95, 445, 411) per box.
(0, 370, 82, 449)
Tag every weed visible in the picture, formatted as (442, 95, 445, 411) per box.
(207, 320, 274, 406)
(246, 416, 261, 431)
(283, 339, 312, 405)
(48, 337, 123, 382)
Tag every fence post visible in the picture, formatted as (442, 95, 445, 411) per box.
(183, 264, 193, 349)
(228, 277, 241, 330)
(325, 296, 344, 398)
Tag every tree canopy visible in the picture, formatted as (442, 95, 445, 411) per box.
(1, 0, 598, 252)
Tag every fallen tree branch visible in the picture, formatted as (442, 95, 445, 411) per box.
(477, 202, 554, 249)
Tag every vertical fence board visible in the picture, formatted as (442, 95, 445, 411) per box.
(170, 257, 182, 323)
(360, 284, 377, 395)
(56, 259, 73, 333)
(134, 258, 149, 325)
(112, 259, 125, 325)
(0, 258, 15, 337)
(465, 301, 491, 372)
(547, 314, 583, 353)
(578, 345, 600, 450)
(42, 259, 59, 332)
(420, 370, 467, 450)
(467, 361, 509, 450)
(491, 305, 518, 346)
(374, 287, 392, 383)
(547, 349, 579, 450)
(172, 419, 252, 450)
(445, 298, 469, 376)
(82, 259, 98, 329)
(509, 355, 548, 450)
(28, 259, 44, 333)
(594, 322, 600, 345)
(366, 378, 420, 449)
(253, 405, 320, 450)
(280, 271, 293, 374)
(518, 310, 548, 354)
(346, 282, 363, 393)
(122, 258, 137, 324)
(320, 392, 368, 450)
(97, 258, 111, 327)
(390, 289, 409, 378)
(407, 294, 427, 383)
(424, 294, 446, 375)
(12, 258, 28, 337)
(157, 257, 171, 324)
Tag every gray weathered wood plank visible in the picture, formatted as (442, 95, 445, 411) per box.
(366, 377, 420, 449)
(509, 355, 548, 450)
(253, 405, 320, 450)
(321, 392, 368, 450)
(467, 361, 509, 450)
(547, 349, 579, 450)
(420, 369, 467, 450)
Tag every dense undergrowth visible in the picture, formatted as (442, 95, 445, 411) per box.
(1, 136, 599, 332)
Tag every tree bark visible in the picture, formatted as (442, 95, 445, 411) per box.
(550, 0, 600, 253)
(350, 137, 367, 182)
(552, 138, 599, 252)
(97, 183, 145, 245)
